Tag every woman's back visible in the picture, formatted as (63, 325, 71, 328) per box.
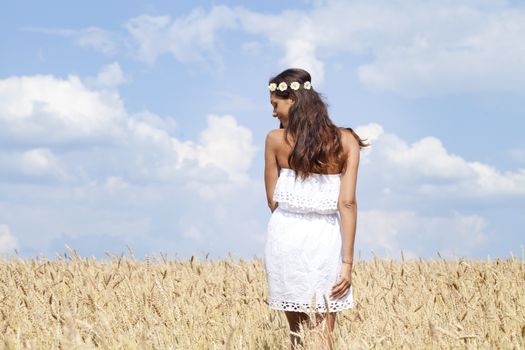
(271, 127, 350, 176)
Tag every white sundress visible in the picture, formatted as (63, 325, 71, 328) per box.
(264, 167, 354, 313)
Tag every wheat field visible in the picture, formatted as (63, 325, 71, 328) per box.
(0, 247, 524, 349)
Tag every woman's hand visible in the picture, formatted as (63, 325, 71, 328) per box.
(269, 201, 278, 213)
(330, 263, 352, 299)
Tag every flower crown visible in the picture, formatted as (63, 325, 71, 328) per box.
(268, 81, 312, 92)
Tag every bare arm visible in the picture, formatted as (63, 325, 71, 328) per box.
(338, 130, 361, 266)
(264, 130, 280, 213)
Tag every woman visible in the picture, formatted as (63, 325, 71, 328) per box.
(263, 68, 369, 349)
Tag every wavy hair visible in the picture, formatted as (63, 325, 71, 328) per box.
(269, 68, 370, 180)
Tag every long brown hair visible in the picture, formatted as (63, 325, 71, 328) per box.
(269, 68, 370, 180)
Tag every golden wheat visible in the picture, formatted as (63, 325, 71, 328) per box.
(0, 246, 523, 349)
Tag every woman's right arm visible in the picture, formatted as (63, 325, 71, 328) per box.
(264, 130, 280, 213)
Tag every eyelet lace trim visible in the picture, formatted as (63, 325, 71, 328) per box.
(268, 298, 353, 313)
(273, 168, 340, 214)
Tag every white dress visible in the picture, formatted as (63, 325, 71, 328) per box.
(264, 167, 354, 313)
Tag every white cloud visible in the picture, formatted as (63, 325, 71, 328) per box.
(354, 122, 383, 164)
(354, 122, 384, 144)
(265, 0, 525, 95)
(123, 14, 172, 64)
(131, 109, 178, 134)
(124, 6, 238, 65)
(0, 74, 127, 144)
(281, 39, 325, 83)
(86, 62, 129, 88)
(119, 6, 327, 81)
(384, 136, 474, 179)
(0, 148, 70, 182)
(357, 122, 525, 197)
(27, 2, 525, 95)
(127, 113, 257, 183)
(19, 148, 69, 179)
(0, 224, 18, 254)
(198, 0, 525, 90)
(104, 176, 130, 194)
(20, 26, 119, 55)
(128, 1, 525, 93)
(0, 72, 257, 184)
(335, 0, 517, 93)
(72, 27, 120, 55)
(0, 69, 262, 258)
(195, 114, 258, 181)
(358, 209, 489, 259)
(235, 7, 326, 83)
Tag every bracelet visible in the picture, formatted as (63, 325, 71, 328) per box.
(342, 259, 353, 265)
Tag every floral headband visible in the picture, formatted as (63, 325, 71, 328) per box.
(268, 81, 312, 92)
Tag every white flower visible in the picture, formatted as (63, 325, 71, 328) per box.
(278, 82, 288, 91)
(268, 83, 277, 92)
(304, 81, 312, 90)
(290, 81, 300, 90)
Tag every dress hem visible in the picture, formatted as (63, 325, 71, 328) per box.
(267, 298, 354, 313)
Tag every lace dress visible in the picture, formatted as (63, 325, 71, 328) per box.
(264, 167, 354, 313)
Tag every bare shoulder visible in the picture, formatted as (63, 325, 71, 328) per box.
(265, 128, 283, 148)
(267, 128, 287, 143)
(338, 127, 360, 153)
(267, 128, 284, 139)
(266, 128, 282, 140)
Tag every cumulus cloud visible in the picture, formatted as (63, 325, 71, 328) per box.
(356, 122, 525, 197)
(243, 0, 525, 93)
(0, 224, 18, 254)
(358, 210, 489, 259)
(0, 72, 257, 184)
(0, 74, 127, 145)
(0, 68, 263, 259)
(195, 114, 258, 181)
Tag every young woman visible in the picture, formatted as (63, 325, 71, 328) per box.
(263, 68, 369, 349)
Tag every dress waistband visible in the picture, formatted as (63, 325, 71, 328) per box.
(274, 206, 339, 225)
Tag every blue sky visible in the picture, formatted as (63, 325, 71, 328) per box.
(1, 0, 524, 261)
